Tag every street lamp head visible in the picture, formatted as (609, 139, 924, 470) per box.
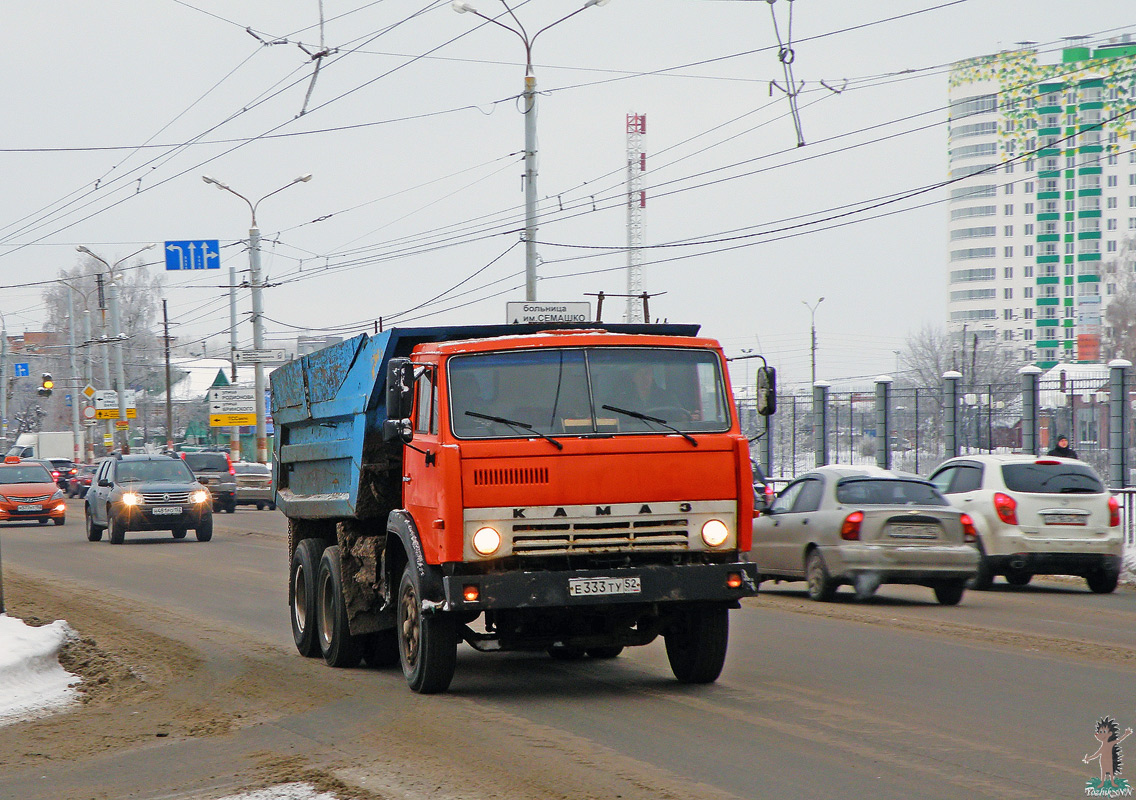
(76, 245, 92, 255)
(583, 0, 610, 7)
(293, 173, 313, 184)
(452, 1, 476, 13)
(202, 175, 229, 190)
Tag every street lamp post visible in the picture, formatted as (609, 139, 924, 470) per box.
(77, 244, 156, 453)
(453, 0, 609, 302)
(803, 297, 825, 386)
(202, 174, 312, 464)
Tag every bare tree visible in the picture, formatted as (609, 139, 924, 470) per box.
(1103, 235, 1136, 361)
(898, 323, 1017, 393)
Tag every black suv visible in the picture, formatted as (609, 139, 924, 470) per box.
(181, 451, 237, 513)
(85, 454, 213, 544)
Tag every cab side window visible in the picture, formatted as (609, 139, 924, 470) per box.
(95, 460, 112, 486)
(415, 368, 438, 435)
(929, 467, 954, 494)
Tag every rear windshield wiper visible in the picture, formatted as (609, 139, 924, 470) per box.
(602, 404, 697, 447)
(464, 411, 563, 450)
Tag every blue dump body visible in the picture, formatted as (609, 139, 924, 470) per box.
(270, 323, 700, 520)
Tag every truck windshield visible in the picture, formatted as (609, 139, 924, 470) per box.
(448, 347, 730, 439)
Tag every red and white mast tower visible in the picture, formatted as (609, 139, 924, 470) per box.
(625, 113, 646, 323)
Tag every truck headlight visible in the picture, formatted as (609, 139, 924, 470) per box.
(472, 526, 502, 556)
(122, 492, 141, 507)
(701, 519, 730, 547)
(191, 490, 209, 504)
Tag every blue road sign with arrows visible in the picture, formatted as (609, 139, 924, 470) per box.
(13, 363, 29, 377)
(164, 240, 220, 270)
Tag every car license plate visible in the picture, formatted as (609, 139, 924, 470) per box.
(888, 524, 938, 539)
(152, 506, 183, 516)
(568, 576, 641, 597)
(17, 504, 42, 512)
(1043, 513, 1087, 526)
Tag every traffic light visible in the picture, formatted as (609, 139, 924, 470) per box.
(37, 373, 53, 397)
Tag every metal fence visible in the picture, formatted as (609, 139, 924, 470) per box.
(739, 373, 1128, 483)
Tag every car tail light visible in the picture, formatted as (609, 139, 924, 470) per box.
(993, 492, 1017, 525)
(227, 454, 235, 476)
(1035, 459, 1060, 465)
(51, 470, 60, 480)
(840, 511, 863, 541)
(959, 513, 978, 543)
(1108, 495, 1120, 527)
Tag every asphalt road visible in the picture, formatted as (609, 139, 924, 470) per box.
(1, 499, 1133, 800)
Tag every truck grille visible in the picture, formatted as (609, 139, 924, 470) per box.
(141, 491, 192, 504)
(511, 517, 690, 555)
(472, 467, 549, 487)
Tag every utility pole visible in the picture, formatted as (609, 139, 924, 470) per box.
(0, 317, 7, 451)
(107, 276, 129, 453)
(229, 263, 240, 462)
(625, 113, 647, 323)
(96, 273, 113, 451)
(803, 297, 825, 385)
(67, 289, 82, 462)
(163, 299, 174, 451)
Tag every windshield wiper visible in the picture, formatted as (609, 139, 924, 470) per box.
(602, 404, 697, 447)
(464, 411, 563, 450)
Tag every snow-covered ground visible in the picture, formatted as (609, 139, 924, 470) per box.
(0, 614, 80, 726)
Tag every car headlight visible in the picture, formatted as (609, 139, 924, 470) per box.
(122, 492, 141, 507)
(52, 489, 64, 500)
(0, 494, 9, 503)
(191, 490, 209, 504)
(472, 526, 502, 556)
(700, 519, 731, 547)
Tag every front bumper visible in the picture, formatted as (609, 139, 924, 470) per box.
(820, 543, 980, 584)
(440, 561, 759, 612)
(0, 501, 67, 523)
(115, 504, 210, 531)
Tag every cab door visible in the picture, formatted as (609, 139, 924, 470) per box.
(402, 364, 447, 563)
(89, 459, 114, 525)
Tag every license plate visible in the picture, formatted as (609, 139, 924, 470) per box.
(1043, 513, 1087, 526)
(17, 504, 42, 512)
(888, 524, 938, 539)
(152, 506, 183, 516)
(568, 576, 641, 597)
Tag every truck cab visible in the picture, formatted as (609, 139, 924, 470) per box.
(273, 324, 759, 693)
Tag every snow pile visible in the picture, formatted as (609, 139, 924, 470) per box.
(0, 614, 81, 726)
(1125, 549, 1136, 585)
(212, 785, 338, 800)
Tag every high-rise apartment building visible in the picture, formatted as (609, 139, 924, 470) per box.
(947, 38, 1136, 368)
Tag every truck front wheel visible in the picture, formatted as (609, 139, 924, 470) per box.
(664, 605, 729, 684)
(290, 538, 327, 657)
(316, 545, 362, 668)
(397, 563, 457, 694)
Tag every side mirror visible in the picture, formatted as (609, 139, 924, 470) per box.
(382, 418, 414, 444)
(755, 366, 776, 416)
(386, 358, 415, 420)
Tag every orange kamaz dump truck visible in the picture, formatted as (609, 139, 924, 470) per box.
(271, 323, 759, 693)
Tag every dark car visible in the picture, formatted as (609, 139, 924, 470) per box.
(21, 458, 65, 490)
(181, 451, 237, 513)
(67, 464, 98, 498)
(751, 459, 774, 511)
(84, 454, 213, 544)
(48, 458, 77, 491)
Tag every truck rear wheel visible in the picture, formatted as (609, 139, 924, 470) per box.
(290, 538, 327, 657)
(316, 545, 362, 668)
(664, 605, 729, 684)
(397, 562, 457, 694)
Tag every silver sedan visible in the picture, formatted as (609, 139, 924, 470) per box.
(752, 466, 980, 605)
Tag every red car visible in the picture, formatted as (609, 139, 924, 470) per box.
(68, 464, 98, 498)
(0, 458, 66, 525)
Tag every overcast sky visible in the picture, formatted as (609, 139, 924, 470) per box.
(3, 0, 1135, 392)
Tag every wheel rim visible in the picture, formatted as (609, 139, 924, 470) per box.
(317, 568, 335, 650)
(293, 562, 308, 634)
(400, 578, 421, 669)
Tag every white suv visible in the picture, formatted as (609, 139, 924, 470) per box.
(929, 454, 1122, 593)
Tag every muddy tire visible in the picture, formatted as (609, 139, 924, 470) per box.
(195, 515, 213, 542)
(290, 537, 327, 657)
(397, 562, 457, 694)
(85, 511, 104, 542)
(1086, 569, 1119, 594)
(171, 527, 187, 539)
(664, 605, 729, 684)
(805, 550, 837, 602)
(317, 545, 363, 668)
(968, 544, 995, 590)
(53, 517, 65, 526)
(586, 646, 624, 659)
(108, 514, 125, 545)
(1004, 569, 1032, 587)
(933, 580, 966, 606)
